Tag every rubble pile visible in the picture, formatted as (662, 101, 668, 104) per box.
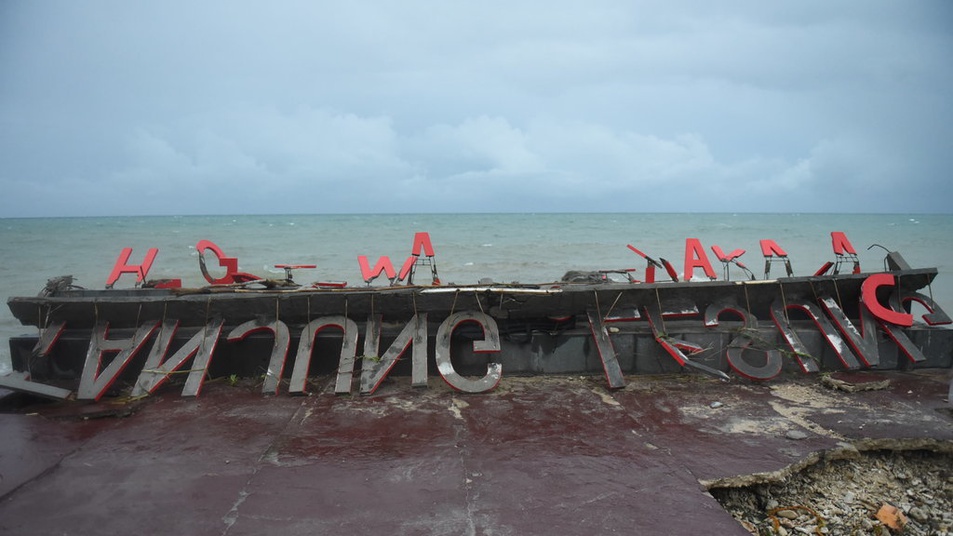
(712, 450, 953, 535)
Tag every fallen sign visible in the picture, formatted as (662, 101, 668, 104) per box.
(0, 371, 72, 400)
(5, 231, 952, 401)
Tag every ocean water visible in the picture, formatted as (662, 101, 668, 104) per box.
(2, 213, 952, 374)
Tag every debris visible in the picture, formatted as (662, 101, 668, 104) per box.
(785, 430, 809, 440)
(0, 372, 72, 400)
(908, 506, 929, 523)
(876, 503, 908, 531)
(820, 372, 891, 393)
(710, 401, 724, 409)
(712, 450, 953, 536)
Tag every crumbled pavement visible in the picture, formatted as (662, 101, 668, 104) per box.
(0, 370, 951, 535)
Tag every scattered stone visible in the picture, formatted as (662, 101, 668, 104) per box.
(785, 430, 809, 440)
(908, 506, 930, 522)
(712, 450, 953, 536)
(709, 401, 724, 409)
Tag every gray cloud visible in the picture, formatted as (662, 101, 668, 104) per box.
(1, 1, 951, 216)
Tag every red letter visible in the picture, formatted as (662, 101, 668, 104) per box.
(759, 239, 792, 278)
(711, 245, 745, 263)
(357, 255, 397, 285)
(759, 239, 787, 257)
(683, 238, 717, 281)
(196, 240, 259, 284)
(105, 247, 158, 288)
(410, 231, 436, 257)
(861, 273, 913, 327)
(831, 231, 857, 255)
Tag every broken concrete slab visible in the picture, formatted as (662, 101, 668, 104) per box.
(0, 371, 950, 535)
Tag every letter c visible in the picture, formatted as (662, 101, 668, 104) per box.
(861, 273, 913, 327)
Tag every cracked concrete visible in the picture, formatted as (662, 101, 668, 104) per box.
(0, 370, 951, 535)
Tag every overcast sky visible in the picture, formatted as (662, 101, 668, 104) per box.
(1, 1, 951, 217)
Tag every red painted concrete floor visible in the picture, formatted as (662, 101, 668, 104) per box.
(1, 370, 951, 535)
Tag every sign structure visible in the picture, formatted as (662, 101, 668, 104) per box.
(6, 232, 952, 401)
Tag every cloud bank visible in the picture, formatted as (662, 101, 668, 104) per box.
(1, 1, 951, 216)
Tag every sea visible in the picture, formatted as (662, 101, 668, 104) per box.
(2, 213, 952, 375)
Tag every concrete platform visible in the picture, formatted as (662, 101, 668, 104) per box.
(1, 370, 951, 535)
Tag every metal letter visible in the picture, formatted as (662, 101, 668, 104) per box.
(704, 303, 782, 380)
(360, 313, 428, 394)
(643, 303, 730, 380)
(131, 318, 224, 397)
(79, 321, 160, 400)
(586, 310, 626, 389)
(819, 297, 881, 367)
(288, 316, 359, 395)
(227, 318, 290, 395)
(770, 299, 863, 371)
(435, 311, 502, 393)
(32, 320, 66, 357)
(892, 291, 952, 326)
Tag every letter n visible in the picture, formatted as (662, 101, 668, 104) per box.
(410, 232, 436, 257)
(227, 318, 291, 395)
(288, 316, 359, 395)
(361, 314, 428, 394)
(819, 296, 881, 367)
(131, 318, 224, 397)
(770, 299, 862, 372)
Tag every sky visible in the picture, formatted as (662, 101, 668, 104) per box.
(1, 1, 951, 217)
